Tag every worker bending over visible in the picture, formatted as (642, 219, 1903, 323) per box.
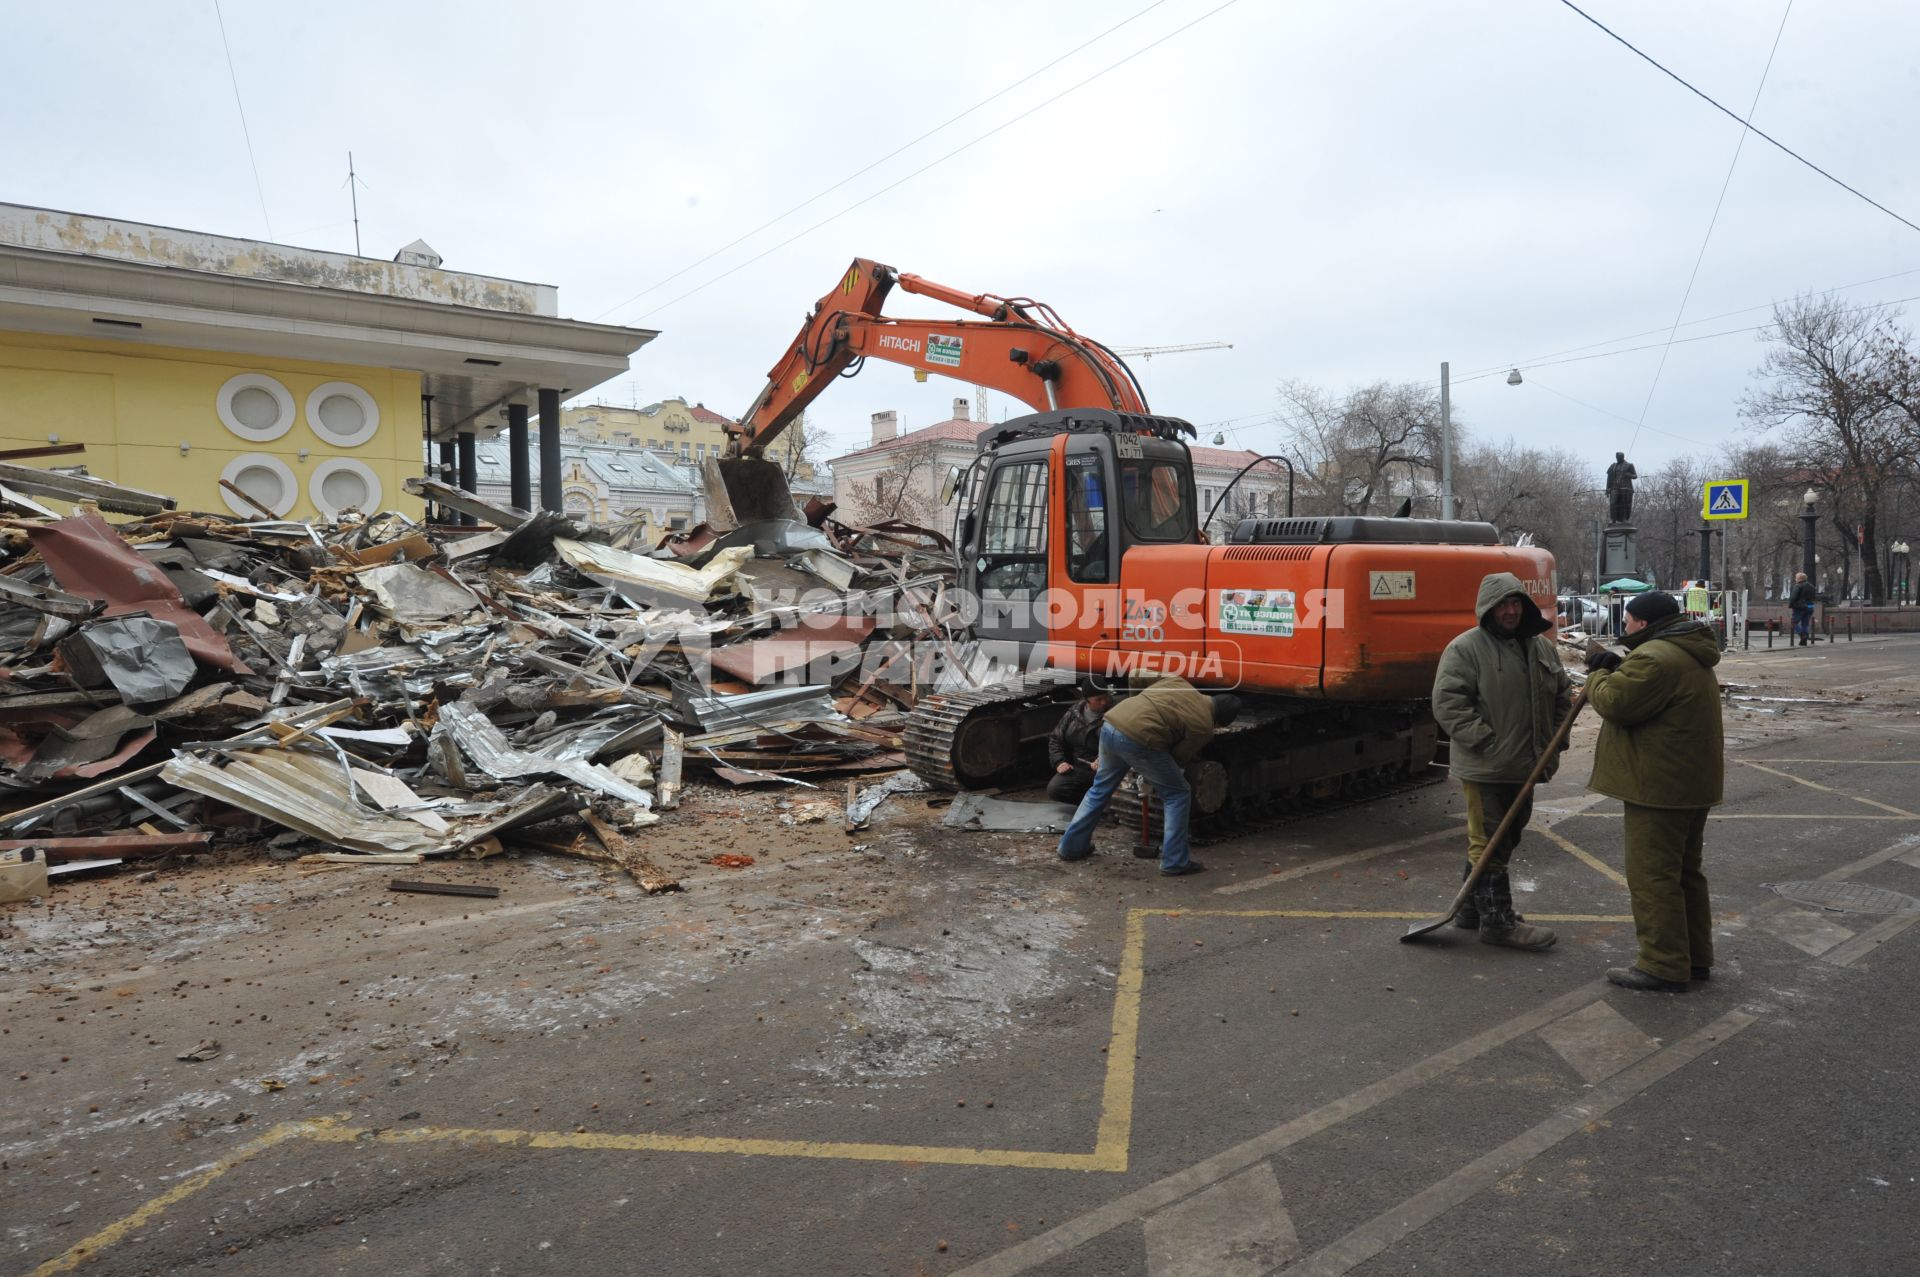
(1055, 675, 1239, 877)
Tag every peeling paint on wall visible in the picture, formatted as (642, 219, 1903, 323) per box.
(0, 203, 557, 317)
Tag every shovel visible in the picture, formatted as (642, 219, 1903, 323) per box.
(1401, 688, 1587, 943)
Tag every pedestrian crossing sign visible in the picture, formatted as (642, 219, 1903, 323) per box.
(1702, 479, 1749, 520)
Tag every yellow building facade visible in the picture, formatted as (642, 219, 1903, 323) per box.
(0, 330, 422, 520)
(0, 202, 652, 523)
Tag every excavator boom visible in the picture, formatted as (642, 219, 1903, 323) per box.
(719, 258, 1146, 522)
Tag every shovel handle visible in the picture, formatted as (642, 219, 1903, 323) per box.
(1445, 688, 1587, 915)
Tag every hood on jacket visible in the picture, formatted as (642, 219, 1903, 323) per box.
(1622, 614, 1722, 667)
(1474, 572, 1550, 639)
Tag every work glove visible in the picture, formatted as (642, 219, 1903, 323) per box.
(1584, 649, 1623, 673)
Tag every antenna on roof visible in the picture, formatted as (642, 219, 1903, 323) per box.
(346, 152, 363, 255)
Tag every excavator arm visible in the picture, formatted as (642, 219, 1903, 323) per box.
(728, 257, 1148, 459)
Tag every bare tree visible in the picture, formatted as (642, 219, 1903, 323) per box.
(1277, 380, 1445, 516)
(770, 411, 826, 482)
(1454, 441, 1599, 583)
(1742, 294, 1912, 603)
(840, 439, 941, 526)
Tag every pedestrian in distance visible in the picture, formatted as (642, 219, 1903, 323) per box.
(1431, 572, 1574, 951)
(1055, 675, 1240, 877)
(1789, 571, 1819, 646)
(1046, 684, 1114, 806)
(1583, 590, 1724, 992)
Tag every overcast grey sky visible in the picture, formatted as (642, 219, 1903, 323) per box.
(8, 1, 1918, 475)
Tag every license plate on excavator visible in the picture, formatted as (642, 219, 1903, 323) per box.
(1114, 433, 1143, 459)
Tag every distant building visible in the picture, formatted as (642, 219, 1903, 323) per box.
(471, 431, 697, 540)
(826, 397, 1289, 533)
(0, 201, 652, 520)
(564, 397, 825, 495)
(827, 399, 983, 526)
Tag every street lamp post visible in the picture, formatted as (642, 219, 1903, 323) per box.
(1800, 488, 1819, 582)
(1894, 539, 1911, 607)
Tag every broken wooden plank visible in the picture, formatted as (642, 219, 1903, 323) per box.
(580, 808, 680, 894)
(0, 572, 94, 620)
(0, 461, 176, 515)
(388, 879, 500, 898)
(657, 727, 684, 811)
(0, 832, 211, 862)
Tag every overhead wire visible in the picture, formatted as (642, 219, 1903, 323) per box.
(210, 0, 273, 240)
(1448, 260, 1920, 384)
(625, 0, 1244, 325)
(592, 0, 1171, 323)
(1558, 0, 1920, 238)
(1624, 0, 1793, 457)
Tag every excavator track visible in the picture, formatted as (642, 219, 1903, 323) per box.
(907, 681, 1443, 841)
(1116, 702, 1442, 845)
(904, 675, 1080, 791)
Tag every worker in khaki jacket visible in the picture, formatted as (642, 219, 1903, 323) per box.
(1583, 591, 1724, 991)
(1432, 572, 1573, 951)
(1055, 674, 1239, 876)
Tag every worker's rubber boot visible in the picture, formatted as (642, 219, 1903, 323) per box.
(1452, 861, 1480, 930)
(1475, 870, 1556, 951)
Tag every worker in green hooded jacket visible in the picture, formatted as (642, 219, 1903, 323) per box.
(1432, 571, 1573, 950)
(1583, 590, 1724, 991)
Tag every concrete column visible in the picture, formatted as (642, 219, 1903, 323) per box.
(507, 401, 533, 511)
(538, 387, 563, 513)
(436, 440, 456, 524)
(456, 431, 479, 527)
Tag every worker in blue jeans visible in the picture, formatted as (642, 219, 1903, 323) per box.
(1056, 676, 1240, 876)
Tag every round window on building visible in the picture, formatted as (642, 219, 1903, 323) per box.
(219, 453, 297, 518)
(216, 374, 296, 442)
(305, 381, 381, 448)
(309, 458, 382, 519)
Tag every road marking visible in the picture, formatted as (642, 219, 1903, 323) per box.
(1535, 1001, 1657, 1084)
(1753, 758, 1920, 764)
(7, 908, 1664, 1273)
(1762, 907, 1857, 958)
(1143, 1162, 1297, 1277)
(1274, 1010, 1759, 1277)
(950, 984, 1607, 1277)
(1213, 826, 1467, 896)
(1819, 910, 1920, 967)
(1536, 826, 1630, 888)
(1576, 812, 1917, 821)
(299, 1122, 1114, 1170)
(29, 1119, 323, 1276)
(1738, 760, 1919, 818)
(1154, 909, 1631, 922)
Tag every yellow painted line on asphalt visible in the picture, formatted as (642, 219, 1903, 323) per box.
(30, 907, 1635, 1270)
(1090, 909, 1148, 1170)
(1581, 812, 1916, 820)
(298, 1121, 1112, 1170)
(30, 1119, 323, 1276)
(1738, 759, 1919, 818)
(1143, 909, 1632, 922)
(1536, 826, 1631, 888)
(1755, 758, 1920, 764)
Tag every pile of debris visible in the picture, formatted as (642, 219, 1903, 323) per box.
(0, 468, 974, 901)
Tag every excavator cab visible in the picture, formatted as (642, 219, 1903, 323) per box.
(954, 409, 1200, 656)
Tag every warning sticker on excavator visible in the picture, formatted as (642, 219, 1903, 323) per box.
(1219, 588, 1295, 637)
(1369, 571, 1416, 600)
(926, 334, 965, 368)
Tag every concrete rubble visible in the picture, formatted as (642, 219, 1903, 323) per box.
(0, 470, 973, 899)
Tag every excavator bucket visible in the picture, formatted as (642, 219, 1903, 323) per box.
(712, 455, 798, 526)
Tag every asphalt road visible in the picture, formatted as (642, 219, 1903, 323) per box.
(6, 634, 1917, 1276)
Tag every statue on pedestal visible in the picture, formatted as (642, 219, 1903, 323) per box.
(1605, 452, 1637, 525)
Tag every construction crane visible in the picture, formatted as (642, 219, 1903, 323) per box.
(1111, 341, 1233, 360)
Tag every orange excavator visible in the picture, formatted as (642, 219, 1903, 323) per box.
(723, 259, 1557, 832)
